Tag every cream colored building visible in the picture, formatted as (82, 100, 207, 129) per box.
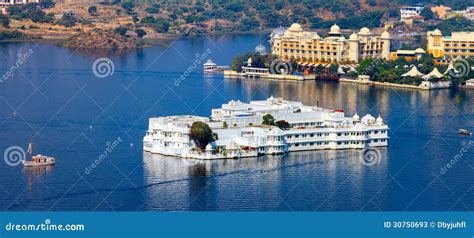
(270, 23, 391, 64)
(427, 29, 474, 58)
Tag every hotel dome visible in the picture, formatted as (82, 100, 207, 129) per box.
(381, 31, 391, 39)
(433, 28, 442, 35)
(288, 23, 303, 32)
(329, 24, 341, 35)
(359, 27, 371, 35)
(349, 32, 359, 41)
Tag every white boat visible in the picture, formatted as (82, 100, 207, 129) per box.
(22, 143, 56, 167)
(459, 129, 472, 136)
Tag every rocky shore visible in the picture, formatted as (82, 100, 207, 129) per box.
(63, 29, 139, 49)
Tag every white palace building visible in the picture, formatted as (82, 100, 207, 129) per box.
(143, 97, 389, 159)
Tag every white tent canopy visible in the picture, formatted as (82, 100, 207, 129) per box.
(444, 61, 454, 75)
(422, 68, 444, 80)
(337, 67, 345, 74)
(402, 66, 425, 77)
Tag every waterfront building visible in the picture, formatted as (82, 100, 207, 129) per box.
(143, 97, 389, 159)
(269, 23, 391, 64)
(427, 29, 474, 58)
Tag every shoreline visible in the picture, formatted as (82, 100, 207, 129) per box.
(339, 77, 453, 90)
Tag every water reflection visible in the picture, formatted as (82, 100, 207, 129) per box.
(142, 148, 388, 211)
(22, 166, 54, 191)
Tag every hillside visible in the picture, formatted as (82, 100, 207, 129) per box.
(0, 0, 472, 47)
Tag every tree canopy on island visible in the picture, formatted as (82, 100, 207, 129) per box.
(190, 121, 214, 150)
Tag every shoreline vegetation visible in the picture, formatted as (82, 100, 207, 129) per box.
(228, 52, 474, 88)
(0, 0, 472, 48)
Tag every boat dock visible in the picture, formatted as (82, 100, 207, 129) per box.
(224, 69, 314, 81)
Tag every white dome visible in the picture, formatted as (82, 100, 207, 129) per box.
(376, 116, 383, 124)
(353, 113, 360, 121)
(349, 32, 358, 40)
(289, 23, 303, 32)
(381, 31, 390, 39)
(433, 28, 442, 35)
(329, 24, 341, 34)
(361, 114, 375, 124)
(359, 27, 371, 35)
(205, 143, 213, 150)
(415, 48, 425, 54)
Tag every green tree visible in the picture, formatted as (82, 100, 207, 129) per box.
(262, 114, 275, 126)
(135, 28, 146, 38)
(57, 14, 76, 27)
(114, 27, 128, 36)
(0, 13, 10, 28)
(88, 6, 97, 15)
(121, 2, 135, 14)
(275, 120, 290, 130)
(154, 18, 170, 33)
(420, 8, 434, 20)
(190, 121, 214, 150)
(145, 4, 160, 14)
(132, 15, 139, 24)
(140, 16, 156, 25)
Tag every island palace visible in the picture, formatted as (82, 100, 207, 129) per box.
(143, 97, 389, 159)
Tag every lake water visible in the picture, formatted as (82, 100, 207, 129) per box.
(0, 34, 473, 211)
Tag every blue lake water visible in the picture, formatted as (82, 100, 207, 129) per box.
(0, 34, 473, 211)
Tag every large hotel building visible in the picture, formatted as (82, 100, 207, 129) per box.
(270, 23, 391, 64)
(427, 29, 474, 59)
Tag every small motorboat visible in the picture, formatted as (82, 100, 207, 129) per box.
(22, 143, 56, 167)
(458, 129, 472, 136)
